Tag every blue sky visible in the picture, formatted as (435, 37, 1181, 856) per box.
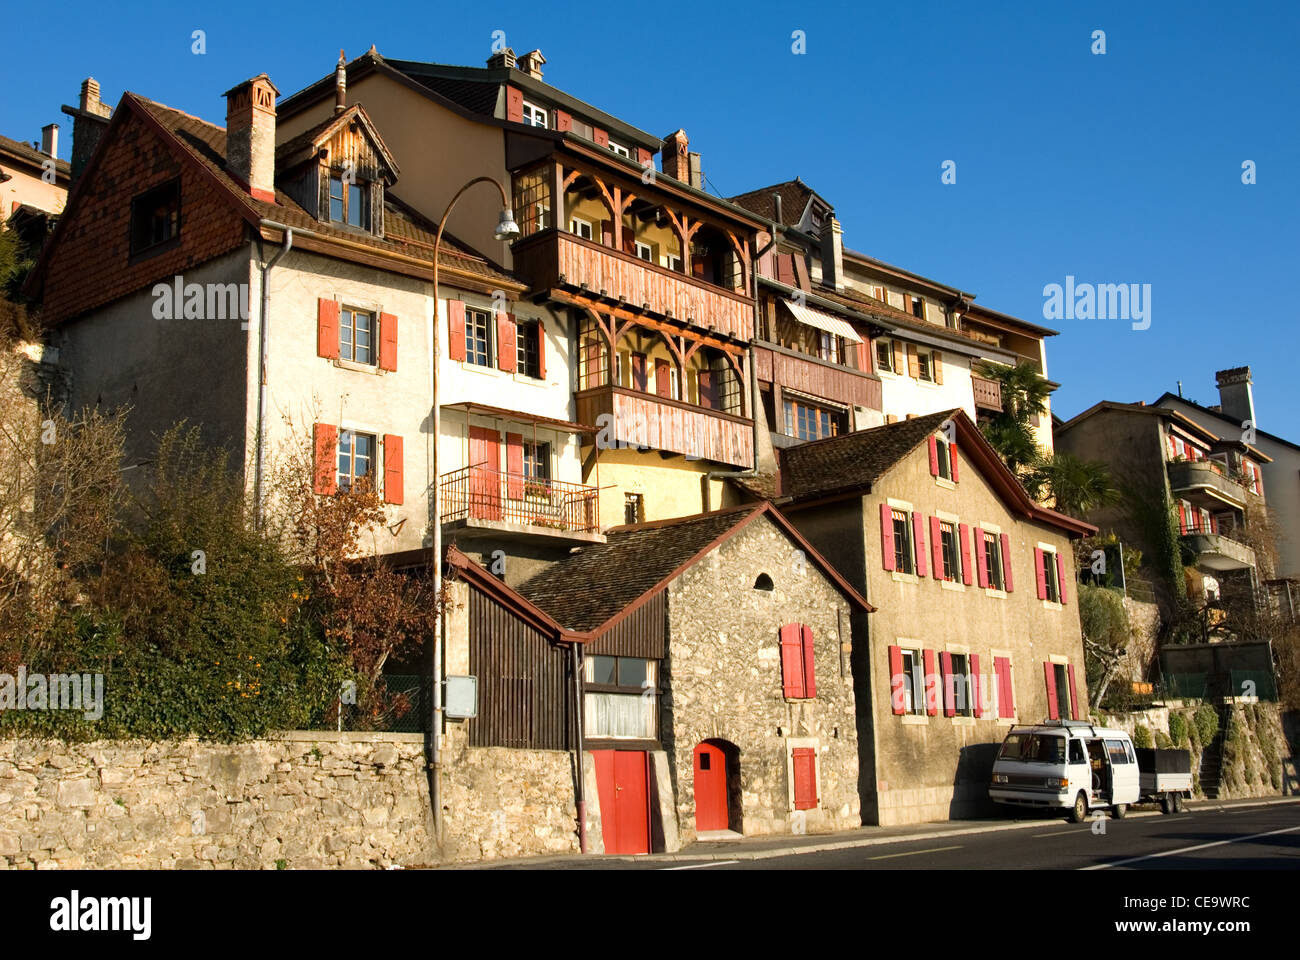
(4, 0, 1297, 425)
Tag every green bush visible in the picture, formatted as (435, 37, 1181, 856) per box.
(1169, 712, 1188, 747)
(1194, 704, 1220, 745)
(1155, 731, 1174, 749)
(1133, 724, 1154, 749)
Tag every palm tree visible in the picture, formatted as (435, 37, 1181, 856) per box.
(1034, 451, 1120, 518)
(977, 360, 1050, 474)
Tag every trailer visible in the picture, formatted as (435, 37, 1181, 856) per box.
(1134, 747, 1193, 813)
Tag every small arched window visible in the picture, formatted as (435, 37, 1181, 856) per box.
(753, 573, 774, 591)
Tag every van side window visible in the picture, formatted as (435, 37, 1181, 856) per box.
(1069, 740, 1086, 764)
(1106, 740, 1130, 764)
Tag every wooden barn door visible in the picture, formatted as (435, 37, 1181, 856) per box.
(693, 742, 729, 832)
(593, 750, 651, 855)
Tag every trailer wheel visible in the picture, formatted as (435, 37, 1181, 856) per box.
(1173, 793, 1186, 813)
(1068, 791, 1089, 823)
(1112, 803, 1128, 819)
(1160, 796, 1174, 815)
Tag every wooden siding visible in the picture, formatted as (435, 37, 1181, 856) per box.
(577, 385, 754, 468)
(586, 591, 666, 658)
(755, 345, 882, 410)
(468, 587, 574, 750)
(513, 232, 754, 341)
(971, 375, 1003, 412)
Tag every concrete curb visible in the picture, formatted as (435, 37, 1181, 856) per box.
(452, 796, 1300, 868)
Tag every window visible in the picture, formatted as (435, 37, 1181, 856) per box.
(569, 217, 593, 240)
(917, 347, 936, 383)
(662, 254, 682, 272)
(583, 655, 657, 739)
(818, 331, 843, 365)
(876, 338, 894, 373)
(947, 653, 974, 717)
(624, 492, 643, 525)
(516, 320, 542, 378)
(1106, 740, 1131, 765)
(780, 623, 816, 699)
(336, 431, 375, 491)
(983, 531, 1005, 590)
(911, 296, 925, 319)
(892, 508, 914, 575)
(1041, 548, 1061, 603)
(521, 101, 548, 128)
(129, 179, 181, 255)
(522, 441, 551, 482)
(328, 175, 370, 229)
(935, 437, 953, 480)
(608, 141, 630, 158)
(339, 307, 374, 365)
(754, 573, 774, 591)
(464, 308, 492, 366)
(998, 733, 1065, 764)
(900, 648, 925, 715)
(993, 656, 1015, 719)
(512, 167, 551, 237)
(939, 521, 960, 581)
(784, 397, 845, 441)
(634, 241, 653, 262)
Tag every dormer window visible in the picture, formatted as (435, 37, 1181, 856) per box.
(329, 174, 370, 229)
(608, 140, 630, 158)
(521, 101, 548, 128)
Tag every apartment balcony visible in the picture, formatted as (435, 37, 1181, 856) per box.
(439, 467, 604, 543)
(971, 374, 1003, 412)
(576, 384, 754, 468)
(1169, 459, 1248, 510)
(1181, 530, 1256, 572)
(512, 231, 754, 342)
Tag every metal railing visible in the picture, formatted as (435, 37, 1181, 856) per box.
(439, 465, 599, 534)
(309, 675, 431, 733)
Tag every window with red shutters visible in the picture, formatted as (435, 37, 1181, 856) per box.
(959, 523, 973, 585)
(923, 649, 939, 716)
(496, 312, 516, 372)
(447, 300, 466, 362)
(970, 654, 983, 718)
(940, 651, 956, 717)
(1035, 548, 1048, 600)
(994, 656, 1015, 719)
(1067, 664, 1080, 720)
(317, 298, 340, 360)
(1056, 553, 1069, 604)
(1000, 533, 1014, 591)
(928, 435, 939, 476)
(378, 312, 398, 371)
(1044, 662, 1059, 720)
(791, 748, 817, 810)
(800, 625, 816, 698)
(779, 624, 816, 699)
(950, 442, 960, 482)
(880, 503, 896, 571)
(382, 434, 403, 505)
(974, 528, 988, 588)
(889, 645, 905, 715)
(313, 423, 338, 495)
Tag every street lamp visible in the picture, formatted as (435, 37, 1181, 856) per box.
(428, 176, 519, 841)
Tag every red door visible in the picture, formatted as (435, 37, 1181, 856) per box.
(631, 353, 648, 392)
(655, 359, 671, 398)
(592, 750, 650, 855)
(468, 426, 501, 520)
(693, 742, 728, 831)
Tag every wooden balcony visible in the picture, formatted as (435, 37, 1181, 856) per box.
(576, 385, 753, 468)
(971, 374, 1003, 412)
(439, 467, 604, 543)
(754, 343, 882, 411)
(512, 231, 754, 341)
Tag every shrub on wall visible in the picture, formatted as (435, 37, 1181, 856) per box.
(1169, 712, 1188, 747)
(1133, 724, 1154, 749)
(1194, 704, 1220, 746)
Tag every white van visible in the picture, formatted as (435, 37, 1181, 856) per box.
(989, 720, 1140, 822)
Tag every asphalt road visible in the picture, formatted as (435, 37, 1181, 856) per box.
(511, 800, 1300, 870)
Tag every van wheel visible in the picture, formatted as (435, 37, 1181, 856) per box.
(1112, 803, 1128, 819)
(1068, 791, 1089, 823)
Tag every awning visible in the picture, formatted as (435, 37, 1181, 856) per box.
(782, 299, 863, 343)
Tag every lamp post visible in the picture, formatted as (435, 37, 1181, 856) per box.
(428, 177, 519, 842)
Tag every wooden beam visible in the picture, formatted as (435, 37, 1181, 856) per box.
(561, 291, 744, 357)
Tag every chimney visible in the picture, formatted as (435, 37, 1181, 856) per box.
(688, 152, 703, 190)
(1215, 366, 1256, 427)
(487, 47, 517, 70)
(517, 49, 546, 80)
(820, 216, 844, 292)
(41, 123, 59, 160)
(223, 74, 279, 203)
(661, 129, 689, 182)
(60, 77, 113, 181)
(334, 50, 347, 113)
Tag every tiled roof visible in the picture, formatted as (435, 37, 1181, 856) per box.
(0, 134, 70, 177)
(728, 178, 817, 227)
(402, 73, 501, 117)
(516, 506, 758, 632)
(780, 410, 956, 502)
(812, 283, 998, 353)
(132, 96, 514, 284)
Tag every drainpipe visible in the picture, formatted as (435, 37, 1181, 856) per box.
(254, 225, 294, 526)
(571, 640, 588, 853)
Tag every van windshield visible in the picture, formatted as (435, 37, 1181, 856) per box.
(999, 733, 1066, 764)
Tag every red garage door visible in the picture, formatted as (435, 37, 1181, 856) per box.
(592, 750, 651, 855)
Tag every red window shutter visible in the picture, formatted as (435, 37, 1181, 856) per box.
(930, 516, 944, 579)
(923, 649, 938, 716)
(996, 657, 1015, 718)
(378, 312, 398, 371)
(780, 624, 804, 698)
(1035, 549, 1047, 599)
(889, 645, 905, 715)
(1044, 662, 1059, 720)
(774, 253, 794, 286)
(317, 298, 339, 360)
(506, 433, 524, 498)
(1056, 553, 1069, 604)
(601, 220, 614, 247)
(940, 651, 955, 717)
(447, 300, 466, 362)
(971, 654, 983, 718)
(1000, 533, 1014, 592)
(959, 523, 973, 585)
(553, 109, 572, 132)
(382, 434, 403, 505)
(928, 436, 940, 476)
(800, 624, 816, 699)
(1177, 502, 1186, 533)
(880, 504, 896, 571)
(974, 528, 988, 588)
(950, 443, 960, 482)
(791, 748, 817, 810)
(505, 85, 524, 123)
(636, 147, 652, 167)
(593, 127, 609, 148)
(655, 359, 671, 397)
(313, 423, 337, 495)
(1067, 664, 1080, 720)
(497, 312, 517, 372)
(912, 512, 927, 577)
(536, 323, 547, 379)
(857, 339, 869, 372)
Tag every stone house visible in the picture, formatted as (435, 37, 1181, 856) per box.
(441, 502, 871, 855)
(767, 409, 1095, 825)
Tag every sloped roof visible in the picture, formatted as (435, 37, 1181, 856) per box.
(274, 103, 401, 182)
(1152, 392, 1299, 455)
(1059, 400, 1272, 462)
(729, 178, 823, 227)
(513, 502, 872, 636)
(0, 134, 70, 178)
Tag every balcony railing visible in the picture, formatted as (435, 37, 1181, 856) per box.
(439, 466, 600, 536)
(576, 384, 754, 468)
(512, 231, 754, 341)
(1181, 531, 1256, 571)
(971, 375, 1002, 412)
(1169, 460, 1247, 508)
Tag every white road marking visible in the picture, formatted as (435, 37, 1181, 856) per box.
(867, 844, 962, 861)
(1033, 829, 1082, 838)
(1081, 825, 1300, 870)
(661, 860, 739, 870)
